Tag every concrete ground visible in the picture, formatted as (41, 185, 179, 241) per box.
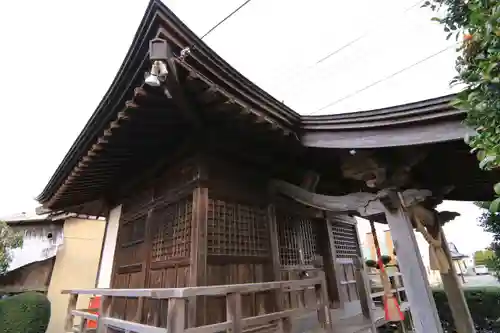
(431, 274, 500, 289)
(461, 274, 500, 287)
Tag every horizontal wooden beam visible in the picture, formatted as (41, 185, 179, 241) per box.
(271, 179, 431, 217)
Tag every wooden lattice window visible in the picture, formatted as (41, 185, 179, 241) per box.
(151, 196, 193, 261)
(331, 219, 361, 302)
(331, 221, 359, 258)
(277, 214, 319, 267)
(121, 215, 147, 245)
(207, 199, 268, 257)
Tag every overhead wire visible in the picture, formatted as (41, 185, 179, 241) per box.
(175, 0, 452, 118)
(267, 0, 426, 91)
(200, 0, 254, 40)
(309, 42, 459, 114)
(179, 0, 254, 59)
(315, 0, 425, 65)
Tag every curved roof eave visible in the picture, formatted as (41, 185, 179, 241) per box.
(36, 0, 300, 203)
(36, 0, 469, 206)
(36, 2, 158, 203)
(301, 94, 473, 149)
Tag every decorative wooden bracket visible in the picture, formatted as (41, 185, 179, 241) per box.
(270, 179, 432, 217)
(164, 44, 202, 129)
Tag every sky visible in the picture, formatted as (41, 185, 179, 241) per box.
(0, 0, 492, 254)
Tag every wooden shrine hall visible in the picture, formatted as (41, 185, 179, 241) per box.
(36, 1, 497, 333)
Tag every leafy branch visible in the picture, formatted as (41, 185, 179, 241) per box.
(0, 220, 24, 274)
(424, 0, 500, 210)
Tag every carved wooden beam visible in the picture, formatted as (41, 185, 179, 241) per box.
(300, 170, 320, 192)
(438, 211, 460, 225)
(164, 47, 202, 128)
(271, 179, 431, 217)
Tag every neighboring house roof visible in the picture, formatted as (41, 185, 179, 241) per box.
(1, 209, 103, 225)
(0, 255, 56, 294)
(0, 210, 50, 224)
(448, 242, 468, 259)
(2, 210, 64, 273)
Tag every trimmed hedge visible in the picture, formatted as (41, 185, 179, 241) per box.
(378, 287, 500, 332)
(0, 292, 51, 333)
(434, 287, 500, 333)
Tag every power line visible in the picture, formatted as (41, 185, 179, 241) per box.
(310, 42, 458, 114)
(316, 0, 424, 65)
(200, 0, 254, 40)
(178, 0, 254, 60)
(267, 0, 425, 92)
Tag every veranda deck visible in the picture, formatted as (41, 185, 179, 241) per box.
(63, 272, 411, 333)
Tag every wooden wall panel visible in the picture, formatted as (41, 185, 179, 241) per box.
(204, 262, 270, 324)
(111, 157, 200, 326)
(193, 156, 275, 325)
(330, 217, 362, 303)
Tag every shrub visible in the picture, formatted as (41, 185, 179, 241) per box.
(433, 287, 500, 333)
(0, 292, 51, 333)
(377, 287, 500, 332)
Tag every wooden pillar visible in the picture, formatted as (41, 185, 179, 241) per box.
(439, 228, 475, 333)
(382, 201, 443, 333)
(267, 202, 291, 332)
(319, 217, 343, 308)
(267, 203, 281, 283)
(188, 187, 208, 327)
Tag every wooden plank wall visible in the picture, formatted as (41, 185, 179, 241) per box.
(110, 158, 200, 326)
(202, 157, 274, 325)
(108, 155, 366, 327)
(110, 156, 276, 327)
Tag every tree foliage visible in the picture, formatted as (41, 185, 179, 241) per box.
(473, 249, 494, 266)
(424, 0, 500, 210)
(0, 221, 23, 274)
(475, 201, 500, 279)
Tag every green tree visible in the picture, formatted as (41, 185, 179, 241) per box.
(426, 0, 500, 279)
(0, 221, 23, 274)
(424, 1, 500, 209)
(475, 201, 500, 279)
(473, 249, 494, 266)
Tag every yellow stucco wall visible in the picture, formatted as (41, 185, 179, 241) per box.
(46, 217, 105, 333)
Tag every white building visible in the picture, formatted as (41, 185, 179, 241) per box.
(1, 211, 64, 272)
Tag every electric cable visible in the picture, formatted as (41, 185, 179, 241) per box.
(200, 0, 254, 40)
(178, 0, 254, 60)
(267, 0, 426, 91)
(309, 42, 458, 114)
(316, 0, 424, 65)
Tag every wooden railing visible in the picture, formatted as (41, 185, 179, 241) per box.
(63, 274, 333, 333)
(367, 270, 406, 306)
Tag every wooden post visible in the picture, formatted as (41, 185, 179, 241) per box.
(78, 317, 88, 333)
(315, 272, 334, 333)
(440, 228, 476, 333)
(353, 257, 377, 333)
(135, 297, 145, 322)
(226, 293, 243, 333)
(267, 203, 290, 333)
(188, 187, 208, 327)
(97, 296, 112, 333)
(167, 298, 186, 333)
(65, 293, 78, 332)
(382, 199, 443, 333)
(323, 217, 345, 308)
